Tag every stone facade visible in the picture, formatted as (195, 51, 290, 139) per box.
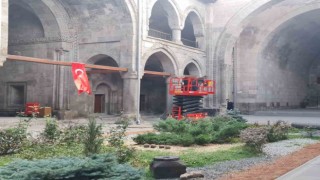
(1, 0, 320, 117)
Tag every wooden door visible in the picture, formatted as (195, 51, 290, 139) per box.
(94, 94, 105, 113)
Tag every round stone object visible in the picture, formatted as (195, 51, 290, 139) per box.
(150, 156, 186, 179)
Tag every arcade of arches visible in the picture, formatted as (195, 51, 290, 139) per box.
(1, 0, 320, 118)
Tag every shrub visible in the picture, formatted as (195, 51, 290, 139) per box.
(227, 109, 247, 123)
(108, 121, 135, 163)
(83, 117, 104, 156)
(134, 116, 248, 146)
(213, 121, 248, 143)
(41, 118, 61, 142)
(154, 119, 189, 133)
(60, 125, 87, 145)
(178, 134, 195, 146)
(195, 134, 212, 145)
(0, 121, 28, 155)
(133, 133, 159, 144)
(267, 120, 290, 142)
(240, 127, 269, 153)
(0, 154, 142, 180)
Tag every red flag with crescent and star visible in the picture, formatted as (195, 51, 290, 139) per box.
(71, 63, 91, 95)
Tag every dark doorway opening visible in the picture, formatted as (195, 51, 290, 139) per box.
(94, 94, 105, 113)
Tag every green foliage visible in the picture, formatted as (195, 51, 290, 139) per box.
(60, 125, 87, 145)
(16, 143, 84, 160)
(213, 121, 248, 143)
(132, 146, 257, 169)
(0, 121, 28, 155)
(83, 117, 104, 156)
(154, 119, 189, 133)
(0, 154, 142, 180)
(134, 116, 248, 146)
(267, 121, 290, 142)
(41, 118, 61, 142)
(240, 127, 269, 153)
(194, 134, 212, 145)
(108, 120, 135, 163)
(227, 109, 247, 123)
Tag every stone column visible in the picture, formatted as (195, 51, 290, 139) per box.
(53, 49, 69, 111)
(166, 78, 173, 113)
(0, 0, 8, 67)
(172, 28, 182, 44)
(122, 73, 139, 116)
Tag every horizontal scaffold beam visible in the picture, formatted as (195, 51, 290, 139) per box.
(7, 55, 128, 72)
(144, 70, 171, 77)
(6, 55, 172, 77)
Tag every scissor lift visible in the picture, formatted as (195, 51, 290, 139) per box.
(169, 77, 215, 120)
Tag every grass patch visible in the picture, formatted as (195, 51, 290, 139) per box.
(0, 143, 113, 167)
(180, 146, 258, 167)
(288, 134, 320, 140)
(131, 145, 258, 169)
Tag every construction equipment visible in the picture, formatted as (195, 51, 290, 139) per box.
(169, 76, 215, 120)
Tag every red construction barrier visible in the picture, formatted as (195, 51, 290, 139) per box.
(24, 102, 40, 116)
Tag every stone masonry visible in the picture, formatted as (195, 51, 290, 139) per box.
(0, 0, 320, 117)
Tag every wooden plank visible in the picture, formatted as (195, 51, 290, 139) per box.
(6, 55, 128, 72)
(144, 70, 171, 76)
(87, 70, 116, 74)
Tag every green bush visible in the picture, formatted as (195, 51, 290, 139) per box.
(0, 154, 142, 180)
(83, 117, 104, 156)
(0, 121, 28, 155)
(154, 119, 189, 133)
(195, 134, 212, 145)
(134, 116, 248, 146)
(227, 109, 247, 123)
(213, 121, 248, 143)
(60, 125, 87, 145)
(240, 127, 269, 153)
(108, 121, 135, 163)
(41, 118, 61, 142)
(267, 121, 290, 142)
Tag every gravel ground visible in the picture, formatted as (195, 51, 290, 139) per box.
(185, 138, 319, 180)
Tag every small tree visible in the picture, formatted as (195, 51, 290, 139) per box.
(83, 117, 104, 156)
(108, 119, 135, 163)
(240, 127, 269, 153)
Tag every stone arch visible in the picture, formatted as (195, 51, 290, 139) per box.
(214, 0, 285, 106)
(87, 54, 119, 67)
(181, 9, 205, 49)
(183, 62, 201, 77)
(142, 47, 179, 76)
(93, 82, 116, 92)
(42, 0, 71, 38)
(148, 0, 181, 29)
(219, 1, 320, 112)
(9, 0, 63, 38)
(182, 8, 204, 36)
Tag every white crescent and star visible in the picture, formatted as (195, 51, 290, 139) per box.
(75, 69, 84, 75)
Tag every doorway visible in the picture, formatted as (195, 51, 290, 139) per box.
(94, 94, 105, 113)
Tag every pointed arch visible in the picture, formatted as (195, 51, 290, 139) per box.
(142, 47, 179, 75)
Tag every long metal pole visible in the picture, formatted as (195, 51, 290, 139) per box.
(136, 0, 143, 124)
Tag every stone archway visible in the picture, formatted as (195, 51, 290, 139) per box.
(181, 10, 205, 49)
(184, 62, 201, 77)
(148, 0, 181, 42)
(141, 50, 177, 114)
(88, 54, 123, 115)
(217, 0, 320, 113)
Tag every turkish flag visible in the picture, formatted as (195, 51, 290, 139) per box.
(71, 63, 91, 95)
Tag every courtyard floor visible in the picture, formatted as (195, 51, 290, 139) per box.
(1, 109, 320, 179)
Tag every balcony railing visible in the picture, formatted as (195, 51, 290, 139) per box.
(148, 29, 199, 49)
(182, 38, 198, 48)
(148, 29, 172, 41)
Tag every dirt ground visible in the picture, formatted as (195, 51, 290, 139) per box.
(219, 143, 320, 180)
